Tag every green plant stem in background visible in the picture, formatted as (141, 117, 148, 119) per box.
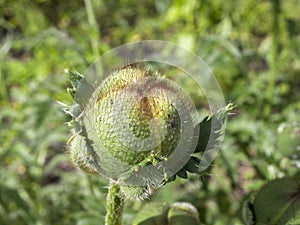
(0, 41, 10, 101)
(105, 181, 125, 225)
(83, 0, 103, 76)
(0, 63, 6, 100)
(265, 0, 281, 116)
(84, 0, 100, 55)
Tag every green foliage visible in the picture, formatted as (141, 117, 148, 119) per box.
(0, 0, 299, 224)
(132, 202, 169, 225)
(243, 176, 300, 225)
(132, 202, 200, 225)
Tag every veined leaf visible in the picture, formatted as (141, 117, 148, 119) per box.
(253, 177, 300, 225)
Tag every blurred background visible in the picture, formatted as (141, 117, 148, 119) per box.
(0, 0, 299, 224)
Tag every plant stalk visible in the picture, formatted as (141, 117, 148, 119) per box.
(265, 0, 280, 116)
(83, 0, 103, 76)
(84, 0, 100, 55)
(105, 180, 125, 225)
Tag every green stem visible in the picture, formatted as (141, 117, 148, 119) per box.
(0, 42, 10, 101)
(0, 64, 6, 101)
(84, 0, 100, 55)
(83, 0, 103, 76)
(265, 0, 280, 116)
(105, 180, 125, 225)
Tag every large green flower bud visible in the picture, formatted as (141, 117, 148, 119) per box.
(91, 66, 181, 165)
(66, 65, 200, 199)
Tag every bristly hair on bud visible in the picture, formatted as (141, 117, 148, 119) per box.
(119, 184, 157, 201)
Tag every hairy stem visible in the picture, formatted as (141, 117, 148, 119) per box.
(105, 180, 125, 225)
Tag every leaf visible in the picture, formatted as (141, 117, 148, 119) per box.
(194, 115, 212, 152)
(66, 69, 84, 99)
(184, 156, 201, 173)
(195, 103, 234, 153)
(173, 104, 234, 179)
(69, 70, 94, 107)
(176, 168, 188, 179)
(132, 202, 201, 225)
(0, 185, 28, 212)
(132, 202, 169, 225)
(168, 202, 201, 225)
(276, 123, 300, 159)
(253, 177, 300, 225)
(241, 193, 256, 225)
